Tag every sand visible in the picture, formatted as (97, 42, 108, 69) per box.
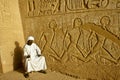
(0, 69, 86, 80)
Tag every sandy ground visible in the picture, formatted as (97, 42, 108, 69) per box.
(0, 69, 86, 80)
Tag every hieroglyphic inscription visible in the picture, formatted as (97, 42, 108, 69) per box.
(27, 0, 61, 16)
(26, 0, 120, 17)
(66, 0, 109, 10)
(116, 0, 120, 8)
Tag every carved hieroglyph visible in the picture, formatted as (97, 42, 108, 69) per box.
(19, 0, 120, 79)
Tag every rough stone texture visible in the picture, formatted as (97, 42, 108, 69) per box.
(0, 69, 85, 80)
(0, 0, 25, 73)
(19, 0, 120, 79)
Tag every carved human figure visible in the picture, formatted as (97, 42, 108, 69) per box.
(65, 18, 97, 64)
(76, 21, 98, 62)
(41, 20, 66, 69)
(39, 20, 60, 70)
(99, 16, 120, 65)
(67, 18, 83, 63)
(50, 20, 65, 60)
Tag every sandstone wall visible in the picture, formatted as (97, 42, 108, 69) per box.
(19, 0, 120, 79)
(0, 0, 25, 73)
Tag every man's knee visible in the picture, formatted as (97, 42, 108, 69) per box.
(40, 56, 45, 59)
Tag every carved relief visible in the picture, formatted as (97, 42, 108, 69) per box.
(100, 15, 119, 38)
(27, 0, 62, 16)
(27, 0, 35, 12)
(43, 20, 60, 62)
(97, 15, 120, 65)
(27, 0, 36, 16)
(102, 39, 120, 61)
(100, 16, 111, 31)
(50, 20, 66, 59)
(116, 1, 120, 8)
(87, 0, 109, 9)
(75, 20, 98, 61)
(118, 13, 120, 39)
(66, 0, 109, 11)
(26, 0, 120, 17)
(65, 18, 86, 63)
(20, 0, 120, 78)
(66, 0, 86, 10)
(38, 32, 47, 52)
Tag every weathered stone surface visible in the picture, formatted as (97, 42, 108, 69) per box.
(19, 0, 120, 79)
(0, 0, 25, 73)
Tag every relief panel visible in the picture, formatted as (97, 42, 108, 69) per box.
(26, 0, 119, 17)
(19, 0, 120, 79)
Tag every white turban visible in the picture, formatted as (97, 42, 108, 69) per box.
(27, 36, 34, 41)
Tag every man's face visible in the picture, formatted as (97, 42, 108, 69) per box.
(27, 40, 33, 45)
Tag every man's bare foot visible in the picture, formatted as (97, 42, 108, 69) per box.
(24, 72, 29, 78)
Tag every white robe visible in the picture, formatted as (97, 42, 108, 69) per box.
(23, 43, 47, 72)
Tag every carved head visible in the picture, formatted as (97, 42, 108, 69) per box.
(49, 20, 57, 29)
(100, 16, 110, 27)
(73, 18, 82, 28)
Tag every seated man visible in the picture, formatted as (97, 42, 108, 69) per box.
(23, 36, 47, 78)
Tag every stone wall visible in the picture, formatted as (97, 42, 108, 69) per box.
(19, 0, 120, 79)
(0, 0, 25, 73)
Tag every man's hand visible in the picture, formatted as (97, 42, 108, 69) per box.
(26, 55, 30, 58)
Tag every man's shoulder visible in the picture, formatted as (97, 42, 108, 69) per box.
(32, 43, 37, 46)
(23, 44, 28, 48)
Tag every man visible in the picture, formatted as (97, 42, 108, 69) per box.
(23, 36, 47, 78)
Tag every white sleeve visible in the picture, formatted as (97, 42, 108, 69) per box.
(35, 44, 41, 55)
(23, 46, 28, 57)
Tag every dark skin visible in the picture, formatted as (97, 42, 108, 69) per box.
(27, 40, 33, 45)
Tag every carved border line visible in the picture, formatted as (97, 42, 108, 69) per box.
(26, 9, 120, 18)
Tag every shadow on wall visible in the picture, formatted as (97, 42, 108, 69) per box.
(13, 41, 24, 71)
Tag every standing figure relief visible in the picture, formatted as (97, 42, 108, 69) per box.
(64, 18, 98, 63)
(76, 24, 98, 61)
(50, 20, 66, 60)
(98, 15, 120, 65)
(42, 20, 66, 63)
(40, 20, 61, 63)
(65, 18, 85, 63)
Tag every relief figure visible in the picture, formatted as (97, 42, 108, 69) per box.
(66, 18, 86, 63)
